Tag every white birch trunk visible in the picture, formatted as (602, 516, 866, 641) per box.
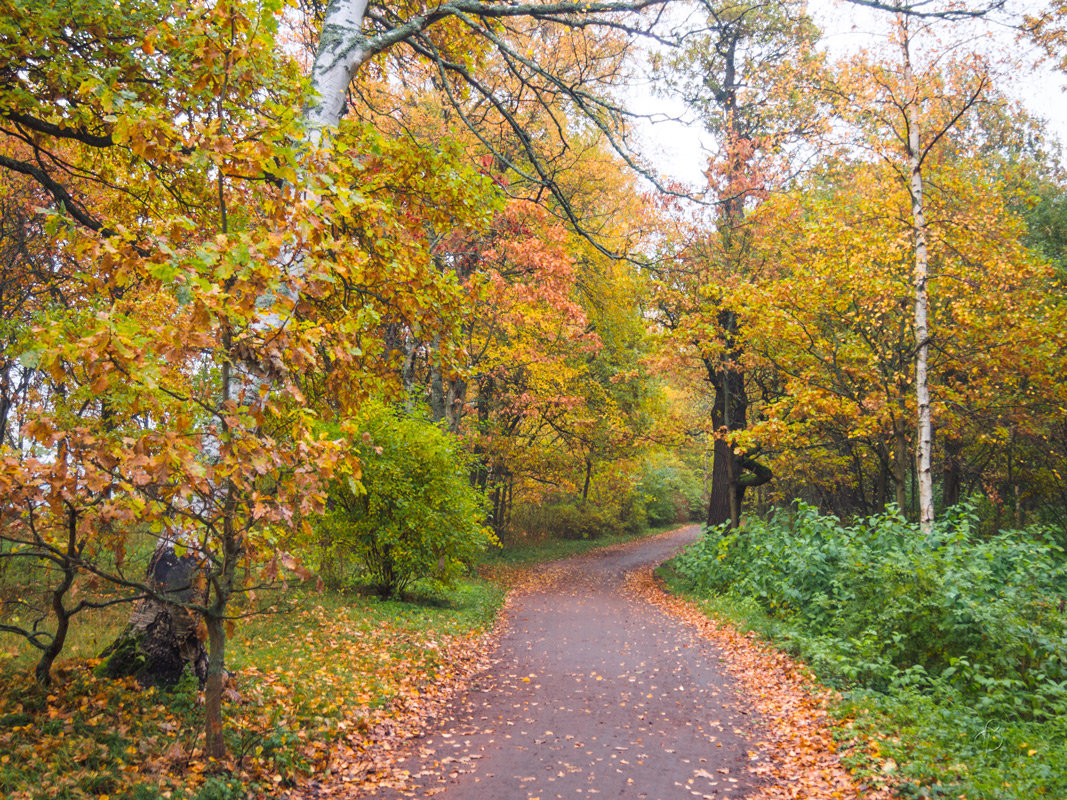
(900, 17, 935, 533)
(306, 0, 372, 146)
(239, 0, 373, 358)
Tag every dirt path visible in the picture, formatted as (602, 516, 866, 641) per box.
(359, 526, 766, 799)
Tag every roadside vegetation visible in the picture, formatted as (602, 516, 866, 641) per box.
(0, 577, 505, 800)
(0, 458, 696, 800)
(662, 506, 1067, 800)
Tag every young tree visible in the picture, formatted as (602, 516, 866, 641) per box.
(832, 6, 989, 529)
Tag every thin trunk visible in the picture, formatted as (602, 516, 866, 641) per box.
(203, 335, 234, 761)
(901, 14, 934, 533)
(430, 357, 446, 423)
(204, 614, 227, 760)
(35, 507, 78, 686)
(492, 484, 503, 531)
(893, 418, 909, 513)
(849, 443, 870, 514)
(876, 459, 888, 512)
(873, 440, 891, 512)
(942, 436, 963, 509)
(204, 481, 240, 761)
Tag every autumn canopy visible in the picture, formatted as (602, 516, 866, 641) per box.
(1, 0, 1066, 793)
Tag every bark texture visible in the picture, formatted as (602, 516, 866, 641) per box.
(901, 14, 935, 533)
(100, 542, 208, 688)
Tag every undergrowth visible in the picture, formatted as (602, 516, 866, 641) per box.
(487, 520, 688, 568)
(664, 504, 1067, 799)
(0, 578, 505, 800)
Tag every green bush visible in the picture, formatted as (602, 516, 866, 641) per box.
(635, 455, 704, 526)
(511, 497, 627, 541)
(668, 504, 1067, 798)
(317, 405, 497, 598)
(676, 505, 1067, 706)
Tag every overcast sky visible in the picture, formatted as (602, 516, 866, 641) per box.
(633, 0, 1067, 187)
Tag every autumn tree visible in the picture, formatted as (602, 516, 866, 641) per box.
(730, 133, 1062, 523)
(652, 0, 825, 528)
(0, 0, 488, 754)
(311, 10, 662, 532)
(0, 0, 691, 758)
(825, 5, 994, 529)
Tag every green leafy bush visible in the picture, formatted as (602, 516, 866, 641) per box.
(668, 504, 1067, 798)
(635, 455, 704, 526)
(317, 405, 497, 597)
(511, 496, 628, 541)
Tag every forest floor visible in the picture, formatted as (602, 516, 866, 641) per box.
(302, 525, 890, 800)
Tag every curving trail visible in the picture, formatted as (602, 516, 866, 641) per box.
(359, 526, 767, 799)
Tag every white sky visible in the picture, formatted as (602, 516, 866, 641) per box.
(632, 0, 1067, 186)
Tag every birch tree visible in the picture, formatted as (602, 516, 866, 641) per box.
(835, 7, 988, 528)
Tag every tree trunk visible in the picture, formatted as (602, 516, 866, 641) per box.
(942, 435, 963, 509)
(703, 328, 768, 529)
(36, 566, 73, 685)
(893, 418, 909, 513)
(901, 13, 935, 533)
(100, 538, 209, 687)
(704, 351, 734, 528)
(849, 442, 870, 514)
(707, 437, 732, 528)
(34, 507, 79, 685)
(204, 613, 227, 760)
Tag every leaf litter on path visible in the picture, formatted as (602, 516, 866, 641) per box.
(291, 530, 894, 799)
(626, 565, 895, 800)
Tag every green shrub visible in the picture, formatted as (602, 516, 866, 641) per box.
(668, 504, 1067, 798)
(317, 404, 497, 598)
(511, 497, 627, 541)
(635, 455, 704, 526)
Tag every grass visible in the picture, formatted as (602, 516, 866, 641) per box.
(0, 576, 506, 800)
(0, 519, 680, 800)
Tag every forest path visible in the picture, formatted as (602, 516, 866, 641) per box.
(358, 525, 766, 799)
